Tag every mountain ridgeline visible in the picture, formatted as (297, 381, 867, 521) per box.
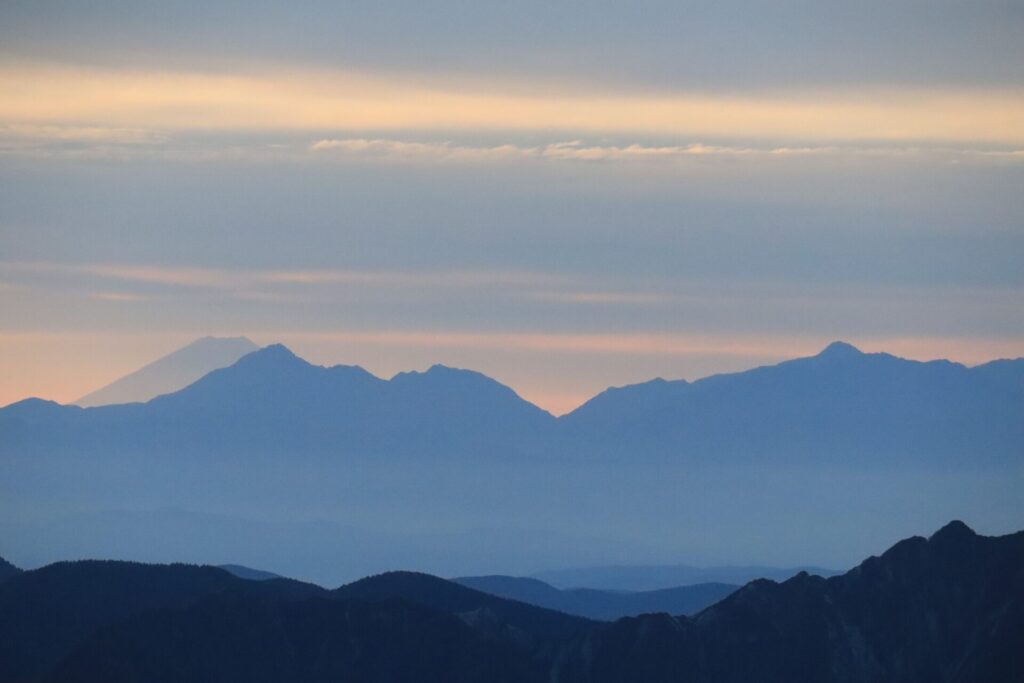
(0, 522, 1020, 683)
(3, 340, 1022, 465)
(1, 344, 554, 459)
(2, 340, 1022, 584)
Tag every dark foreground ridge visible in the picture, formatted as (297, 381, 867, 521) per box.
(0, 556, 20, 581)
(0, 521, 1020, 683)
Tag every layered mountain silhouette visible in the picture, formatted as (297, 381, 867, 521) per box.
(2, 522, 1020, 683)
(559, 340, 1024, 463)
(531, 562, 842, 591)
(454, 575, 738, 620)
(552, 521, 1024, 683)
(333, 571, 591, 639)
(74, 336, 259, 407)
(0, 560, 584, 683)
(0, 561, 322, 682)
(3, 341, 1022, 465)
(2, 343, 554, 458)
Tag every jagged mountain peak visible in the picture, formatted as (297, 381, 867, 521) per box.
(391, 364, 493, 383)
(235, 343, 304, 366)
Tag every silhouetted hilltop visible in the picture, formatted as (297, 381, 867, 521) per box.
(0, 560, 322, 682)
(455, 574, 738, 620)
(75, 336, 259, 407)
(553, 520, 1024, 683)
(334, 570, 592, 639)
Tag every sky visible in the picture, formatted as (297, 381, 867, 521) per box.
(1, 1, 1023, 414)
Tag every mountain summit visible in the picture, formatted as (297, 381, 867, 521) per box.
(75, 336, 259, 407)
(817, 340, 863, 358)
(560, 341, 1024, 464)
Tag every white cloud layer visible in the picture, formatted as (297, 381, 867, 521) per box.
(309, 138, 1024, 165)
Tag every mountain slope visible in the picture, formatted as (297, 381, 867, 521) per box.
(75, 336, 259, 407)
(0, 556, 20, 582)
(334, 571, 592, 639)
(0, 560, 322, 682)
(218, 564, 284, 581)
(0, 563, 586, 683)
(560, 341, 1024, 464)
(553, 521, 1024, 683)
(454, 574, 738, 620)
(51, 594, 539, 683)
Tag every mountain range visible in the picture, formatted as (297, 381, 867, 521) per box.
(530, 562, 843, 591)
(2, 339, 1021, 582)
(3, 340, 1022, 465)
(0, 522, 1020, 683)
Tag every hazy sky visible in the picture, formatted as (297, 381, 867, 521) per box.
(1, 0, 1023, 413)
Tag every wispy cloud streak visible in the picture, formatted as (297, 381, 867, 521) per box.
(309, 138, 1024, 165)
(3, 63, 1024, 145)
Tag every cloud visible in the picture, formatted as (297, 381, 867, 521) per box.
(309, 138, 530, 162)
(309, 138, 1024, 165)
(0, 124, 162, 145)
(526, 290, 670, 305)
(0, 261, 570, 294)
(85, 291, 149, 302)
(3, 63, 1024, 146)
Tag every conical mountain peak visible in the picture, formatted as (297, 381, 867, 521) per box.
(930, 519, 976, 543)
(817, 340, 863, 359)
(75, 336, 260, 407)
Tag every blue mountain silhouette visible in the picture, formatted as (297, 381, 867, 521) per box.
(559, 341, 1024, 464)
(1, 341, 1021, 464)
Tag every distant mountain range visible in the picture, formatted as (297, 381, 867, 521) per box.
(530, 562, 843, 591)
(2, 343, 553, 459)
(454, 574, 738, 620)
(559, 340, 1024, 463)
(3, 340, 1022, 465)
(0, 522, 1020, 683)
(75, 336, 259, 407)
